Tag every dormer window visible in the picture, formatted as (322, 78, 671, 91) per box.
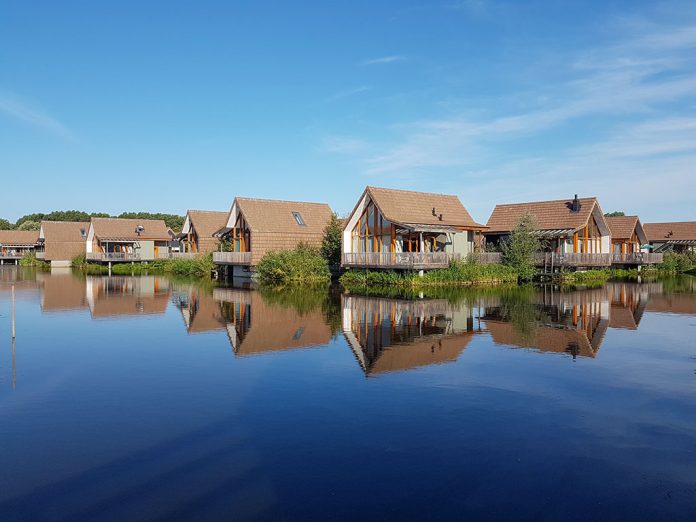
(292, 212, 306, 226)
(80, 228, 87, 238)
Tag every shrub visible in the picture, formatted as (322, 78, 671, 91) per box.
(501, 213, 542, 281)
(256, 244, 331, 284)
(320, 213, 343, 267)
(19, 251, 49, 268)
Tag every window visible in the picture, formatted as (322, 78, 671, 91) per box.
(80, 228, 86, 238)
(292, 211, 306, 226)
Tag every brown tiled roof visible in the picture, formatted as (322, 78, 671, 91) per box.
(187, 210, 228, 239)
(485, 197, 600, 233)
(360, 186, 484, 229)
(643, 221, 696, 242)
(40, 221, 88, 261)
(236, 197, 333, 234)
(604, 216, 640, 240)
(0, 230, 40, 246)
(90, 217, 170, 240)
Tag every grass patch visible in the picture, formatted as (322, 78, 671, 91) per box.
(73, 253, 215, 278)
(256, 245, 331, 285)
(340, 260, 519, 289)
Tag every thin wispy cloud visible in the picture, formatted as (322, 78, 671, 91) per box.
(0, 92, 74, 140)
(361, 55, 405, 66)
(322, 135, 368, 153)
(327, 19, 696, 220)
(329, 85, 371, 100)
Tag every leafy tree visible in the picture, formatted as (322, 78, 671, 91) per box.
(321, 213, 343, 266)
(118, 212, 185, 233)
(501, 213, 542, 281)
(0, 218, 12, 230)
(14, 210, 110, 227)
(17, 220, 41, 231)
(605, 211, 625, 217)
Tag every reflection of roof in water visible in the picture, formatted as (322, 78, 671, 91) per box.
(41, 274, 88, 311)
(485, 319, 604, 359)
(646, 294, 696, 316)
(220, 290, 332, 356)
(608, 304, 642, 330)
(90, 294, 169, 317)
(178, 291, 227, 333)
(345, 330, 473, 375)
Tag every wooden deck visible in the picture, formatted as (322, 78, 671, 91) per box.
(535, 253, 612, 268)
(213, 251, 253, 265)
(342, 252, 460, 270)
(611, 253, 663, 265)
(86, 252, 142, 262)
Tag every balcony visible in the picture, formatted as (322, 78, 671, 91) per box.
(87, 252, 141, 262)
(611, 253, 663, 265)
(157, 252, 199, 260)
(213, 251, 252, 265)
(534, 253, 612, 268)
(36, 251, 46, 260)
(342, 252, 460, 270)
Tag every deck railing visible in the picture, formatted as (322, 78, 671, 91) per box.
(470, 252, 502, 264)
(611, 253, 663, 265)
(0, 253, 25, 260)
(157, 251, 198, 260)
(534, 253, 612, 267)
(342, 252, 460, 269)
(213, 251, 252, 265)
(36, 251, 46, 259)
(86, 252, 142, 262)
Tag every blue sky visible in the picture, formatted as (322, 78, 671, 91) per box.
(2, 0, 695, 223)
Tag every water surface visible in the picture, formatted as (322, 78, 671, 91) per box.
(1, 268, 695, 521)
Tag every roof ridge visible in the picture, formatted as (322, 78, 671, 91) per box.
(492, 196, 598, 207)
(236, 197, 331, 206)
(367, 185, 460, 198)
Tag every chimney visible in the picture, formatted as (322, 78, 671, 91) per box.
(438, 213, 443, 221)
(432, 207, 437, 216)
(571, 194, 580, 212)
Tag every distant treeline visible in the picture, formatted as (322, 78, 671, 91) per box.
(0, 210, 185, 232)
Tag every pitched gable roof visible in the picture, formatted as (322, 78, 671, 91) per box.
(186, 210, 228, 239)
(0, 230, 40, 246)
(40, 221, 88, 260)
(643, 221, 696, 242)
(486, 196, 601, 233)
(90, 217, 170, 241)
(360, 186, 484, 229)
(605, 216, 640, 240)
(236, 197, 333, 234)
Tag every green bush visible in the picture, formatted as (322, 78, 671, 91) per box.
(256, 244, 331, 284)
(19, 251, 49, 268)
(500, 213, 543, 281)
(660, 252, 696, 273)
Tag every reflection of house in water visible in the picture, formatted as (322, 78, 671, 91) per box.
(86, 276, 171, 318)
(214, 288, 332, 356)
(342, 295, 476, 375)
(40, 273, 88, 312)
(482, 288, 610, 359)
(606, 282, 648, 330)
(175, 287, 227, 334)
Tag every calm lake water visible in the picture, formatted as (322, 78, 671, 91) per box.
(0, 268, 695, 521)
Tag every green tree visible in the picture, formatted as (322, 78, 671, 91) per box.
(17, 220, 41, 231)
(501, 213, 541, 281)
(118, 212, 185, 233)
(0, 218, 12, 230)
(605, 211, 625, 217)
(320, 213, 343, 266)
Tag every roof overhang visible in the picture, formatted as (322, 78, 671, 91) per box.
(213, 227, 233, 238)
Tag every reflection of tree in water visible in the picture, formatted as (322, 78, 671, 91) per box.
(497, 286, 542, 344)
(257, 284, 343, 337)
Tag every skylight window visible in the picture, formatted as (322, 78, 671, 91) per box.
(292, 212, 306, 226)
